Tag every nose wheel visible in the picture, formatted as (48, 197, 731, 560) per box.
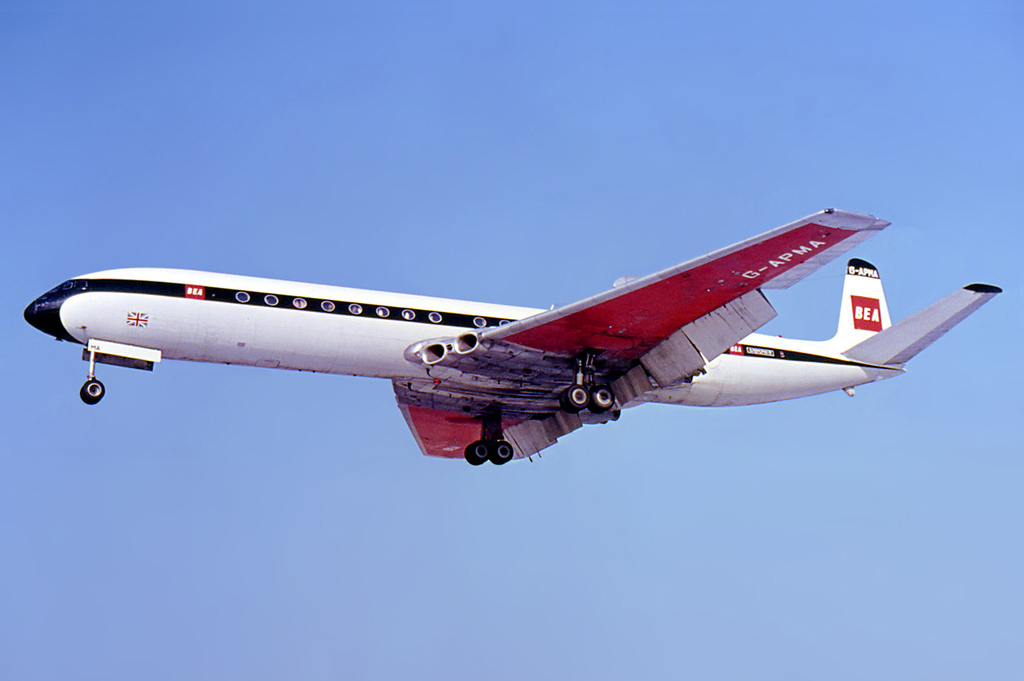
(80, 378, 105, 405)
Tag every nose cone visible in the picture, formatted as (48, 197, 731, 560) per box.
(24, 294, 75, 341)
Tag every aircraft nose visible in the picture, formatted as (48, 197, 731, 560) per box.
(24, 293, 73, 341)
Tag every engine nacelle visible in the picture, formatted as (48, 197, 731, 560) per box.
(404, 333, 481, 366)
(454, 332, 478, 354)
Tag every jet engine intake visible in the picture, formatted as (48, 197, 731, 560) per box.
(454, 333, 479, 354)
(404, 335, 482, 366)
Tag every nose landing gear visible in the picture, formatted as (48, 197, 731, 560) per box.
(74, 339, 160, 406)
(80, 343, 104, 405)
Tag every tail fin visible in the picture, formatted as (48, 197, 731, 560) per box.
(843, 284, 1001, 366)
(829, 258, 893, 351)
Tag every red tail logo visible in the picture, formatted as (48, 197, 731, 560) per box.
(851, 295, 882, 331)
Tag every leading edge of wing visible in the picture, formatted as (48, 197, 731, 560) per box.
(482, 209, 889, 358)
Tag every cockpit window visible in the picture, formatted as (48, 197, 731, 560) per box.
(47, 280, 85, 295)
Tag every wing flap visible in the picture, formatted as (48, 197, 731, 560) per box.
(640, 288, 777, 386)
(504, 411, 583, 458)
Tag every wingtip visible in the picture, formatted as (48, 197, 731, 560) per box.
(818, 209, 890, 231)
(964, 283, 1002, 294)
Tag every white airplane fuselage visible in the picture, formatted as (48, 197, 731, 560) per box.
(30, 267, 900, 409)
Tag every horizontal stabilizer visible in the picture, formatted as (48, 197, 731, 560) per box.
(843, 284, 1001, 365)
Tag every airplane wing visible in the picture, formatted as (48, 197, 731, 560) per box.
(483, 209, 889, 360)
(398, 209, 889, 460)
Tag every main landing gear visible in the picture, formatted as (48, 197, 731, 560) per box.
(464, 408, 514, 466)
(464, 439, 514, 466)
(559, 351, 615, 415)
(80, 345, 105, 405)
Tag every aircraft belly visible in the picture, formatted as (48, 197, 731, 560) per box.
(646, 354, 878, 407)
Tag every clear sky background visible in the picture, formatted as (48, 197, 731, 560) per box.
(2, 3, 1022, 680)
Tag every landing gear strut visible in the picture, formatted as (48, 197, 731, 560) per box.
(80, 345, 105, 405)
(560, 351, 615, 414)
(464, 408, 514, 466)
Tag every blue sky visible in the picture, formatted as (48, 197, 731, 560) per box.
(2, 3, 1022, 679)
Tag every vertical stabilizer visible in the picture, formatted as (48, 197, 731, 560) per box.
(829, 259, 892, 351)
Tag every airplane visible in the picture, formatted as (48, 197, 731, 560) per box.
(24, 209, 1000, 465)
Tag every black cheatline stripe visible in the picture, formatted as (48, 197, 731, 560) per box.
(79, 279, 515, 330)
(731, 344, 893, 370)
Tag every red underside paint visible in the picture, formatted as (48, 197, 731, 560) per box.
(504, 223, 857, 358)
(405, 405, 525, 459)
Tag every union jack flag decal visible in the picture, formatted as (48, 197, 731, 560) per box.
(126, 312, 148, 327)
